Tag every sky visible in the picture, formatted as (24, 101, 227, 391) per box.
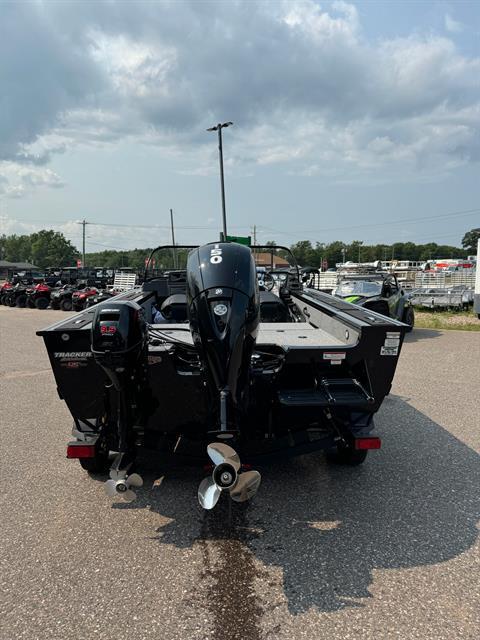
(0, 0, 479, 253)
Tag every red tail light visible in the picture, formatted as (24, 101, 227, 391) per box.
(354, 437, 381, 450)
(67, 443, 96, 458)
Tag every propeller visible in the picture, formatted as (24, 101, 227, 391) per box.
(104, 471, 143, 503)
(198, 443, 261, 510)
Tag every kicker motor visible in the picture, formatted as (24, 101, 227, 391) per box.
(91, 301, 148, 502)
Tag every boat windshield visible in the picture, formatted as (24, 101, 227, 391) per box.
(145, 243, 299, 281)
(336, 280, 383, 297)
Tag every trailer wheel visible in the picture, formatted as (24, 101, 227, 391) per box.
(79, 453, 110, 473)
(326, 445, 368, 466)
(78, 436, 110, 473)
(60, 298, 73, 312)
(402, 306, 414, 332)
(35, 297, 49, 310)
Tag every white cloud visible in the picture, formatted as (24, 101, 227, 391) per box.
(0, 0, 478, 194)
(0, 162, 64, 199)
(445, 13, 463, 34)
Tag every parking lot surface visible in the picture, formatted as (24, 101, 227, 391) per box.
(1, 307, 479, 640)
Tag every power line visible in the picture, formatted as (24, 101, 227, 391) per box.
(257, 208, 480, 236)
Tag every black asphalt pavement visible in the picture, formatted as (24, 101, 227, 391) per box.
(1, 308, 479, 639)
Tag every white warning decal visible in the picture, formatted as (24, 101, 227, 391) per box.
(382, 331, 400, 353)
(384, 338, 400, 347)
(323, 352, 346, 360)
(381, 346, 399, 356)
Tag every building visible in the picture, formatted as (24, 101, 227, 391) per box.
(252, 252, 290, 268)
(0, 260, 40, 280)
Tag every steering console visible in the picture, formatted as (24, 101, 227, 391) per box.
(257, 271, 275, 292)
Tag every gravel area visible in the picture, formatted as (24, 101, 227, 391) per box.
(1, 309, 479, 640)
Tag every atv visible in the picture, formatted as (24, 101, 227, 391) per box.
(334, 272, 414, 331)
(71, 287, 99, 312)
(26, 283, 52, 310)
(50, 284, 85, 311)
(0, 281, 14, 305)
(85, 289, 116, 308)
(4, 282, 30, 308)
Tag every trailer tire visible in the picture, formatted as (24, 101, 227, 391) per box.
(402, 306, 415, 332)
(79, 453, 110, 473)
(35, 297, 49, 310)
(60, 298, 73, 312)
(326, 445, 368, 466)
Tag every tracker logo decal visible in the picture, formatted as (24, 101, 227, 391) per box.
(54, 352, 93, 359)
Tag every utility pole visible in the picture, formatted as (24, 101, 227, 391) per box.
(207, 122, 233, 240)
(77, 219, 89, 267)
(170, 208, 178, 269)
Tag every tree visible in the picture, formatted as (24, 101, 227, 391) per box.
(0, 234, 32, 262)
(29, 230, 78, 268)
(290, 240, 317, 266)
(461, 228, 480, 254)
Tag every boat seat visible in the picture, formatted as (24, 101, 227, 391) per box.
(160, 293, 188, 322)
(259, 291, 290, 323)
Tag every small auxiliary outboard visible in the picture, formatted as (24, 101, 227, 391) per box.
(91, 301, 148, 501)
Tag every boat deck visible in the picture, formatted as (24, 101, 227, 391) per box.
(150, 322, 344, 348)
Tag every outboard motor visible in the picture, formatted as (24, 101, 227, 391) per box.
(91, 301, 147, 393)
(187, 242, 262, 510)
(91, 301, 148, 502)
(186, 242, 260, 427)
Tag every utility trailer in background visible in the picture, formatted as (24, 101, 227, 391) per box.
(475, 239, 480, 319)
(409, 287, 474, 311)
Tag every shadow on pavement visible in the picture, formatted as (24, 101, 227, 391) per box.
(403, 328, 442, 343)
(114, 394, 480, 616)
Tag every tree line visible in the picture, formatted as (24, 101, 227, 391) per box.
(1, 228, 478, 270)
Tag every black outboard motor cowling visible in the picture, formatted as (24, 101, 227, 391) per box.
(186, 242, 260, 411)
(91, 301, 147, 378)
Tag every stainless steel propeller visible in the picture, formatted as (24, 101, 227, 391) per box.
(104, 470, 143, 503)
(198, 443, 261, 509)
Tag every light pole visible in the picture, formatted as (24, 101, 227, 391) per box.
(207, 122, 233, 240)
(170, 208, 177, 269)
